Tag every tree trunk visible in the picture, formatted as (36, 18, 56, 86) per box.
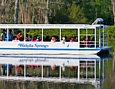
(14, 0, 19, 24)
(112, 0, 115, 24)
(1, 0, 5, 6)
(44, 0, 49, 24)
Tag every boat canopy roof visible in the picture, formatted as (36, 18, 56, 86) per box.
(0, 24, 106, 29)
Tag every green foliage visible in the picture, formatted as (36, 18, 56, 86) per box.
(49, 7, 69, 23)
(49, 0, 113, 24)
(68, 3, 87, 23)
(82, 0, 113, 25)
(108, 25, 115, 39)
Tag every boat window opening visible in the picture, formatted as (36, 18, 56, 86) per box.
(61, 29, 78, 42)
(0, 64, 25, 76)
(12, 29, 24, 41)
(96, 28, 100, 48)
(104, 28, 108, 46)
(0, 29, 7, 41)
(100, 27, 104, 47)
(43, 66, 59, 77)
(5, 64, 15, 76)
(97, 25, 108, 47)
(87, 61, 95, 79)
(61, 66, 78, 78)
(26, 29, 42, 42)
(87, 29, 95, 48)
(80, 61, 87, 79)
(16, 65, 24, 76)
(80, 61, 95, 79)
(3, 29, 23, 42)
(8, 29, 14, 41)
(80, 29, 95, 48)
(43, 29, 60, 42)
(96, 61, 100, 78)
(26, 65, 42, 77)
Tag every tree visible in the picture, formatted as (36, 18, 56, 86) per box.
(14, 0, 19, 24)
(82, 0, 114, 25)
(68, 3, 87, 23)
(112, 0, 115, 24)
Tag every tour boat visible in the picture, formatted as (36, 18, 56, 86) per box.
(0, 23, 111, 55)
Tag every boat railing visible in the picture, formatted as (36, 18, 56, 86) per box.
(80, 41, 100, 48)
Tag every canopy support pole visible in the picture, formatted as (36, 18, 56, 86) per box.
(42, 65, 43, 79)
(7, 64, 9, 78)
(24, 28, 26, 41)
(95, 28, 96, 48)
(59, 66, 61, 79)
(7, 28, 9, 41)
(42, 28, 43, 42)
(60, 28, 61, 42)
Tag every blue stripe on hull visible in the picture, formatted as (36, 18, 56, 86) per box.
(0, 48, 100, 51)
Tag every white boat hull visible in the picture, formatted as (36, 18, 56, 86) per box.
(0, 42, 111, 55)
(0, 49, 100, 55)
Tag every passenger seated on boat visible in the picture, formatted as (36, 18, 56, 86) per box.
(70, 36, 74, 42)
(31, 36, 37, 42)
(8, 30, 13, 41)
(28, 35, 32, 41)
(91, 37, 95, 47)
(36, 35, 41, 41)
(74, 36, 78, 42)
(80, 37, 86, 47)
(16, 65, 23, 75)
(25, 34, 29, 41)
(12, 36, 20, 42)
(51, 36, 56, 42)
(1, 30, 6, 41)
(44, 36, 50, 41)
(87, 36, 92, 47)
(62, 37, 66, 42)
(16, 31, 23, 41)
(2, 64, 7, 75)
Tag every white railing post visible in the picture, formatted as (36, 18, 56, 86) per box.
(107, 28, 108, 46)
(99, 60, 101, 80)
(99, 28, 101, 47)
(86, 61, 87, 79)
(7, 64, 9, 77)
(24, 64, 26, 77)
(78, 62, 80, 81)
(86, 28, 88, 47)
(60, 28, 61, 42)
(59, 66, 61, 79)
(42, 28, 43, 42)
(102, 59, 104, 81)
(15, 65, 17, 76)
(24, 28, 26, 42)
(42, 65, 43, 79)
(95, 28, 96, 48)
(94, 60, 96, 80)
(103, 26, 104, 47)
(78, 28, 80, 48)
(7, 28, 9, 41)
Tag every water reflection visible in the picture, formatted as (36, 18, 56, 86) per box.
(0, 54, 112, 89)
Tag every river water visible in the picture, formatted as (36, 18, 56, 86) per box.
(0, 46, 114, 89)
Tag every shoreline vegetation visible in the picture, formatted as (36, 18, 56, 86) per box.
(108, 25, 115, 40)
